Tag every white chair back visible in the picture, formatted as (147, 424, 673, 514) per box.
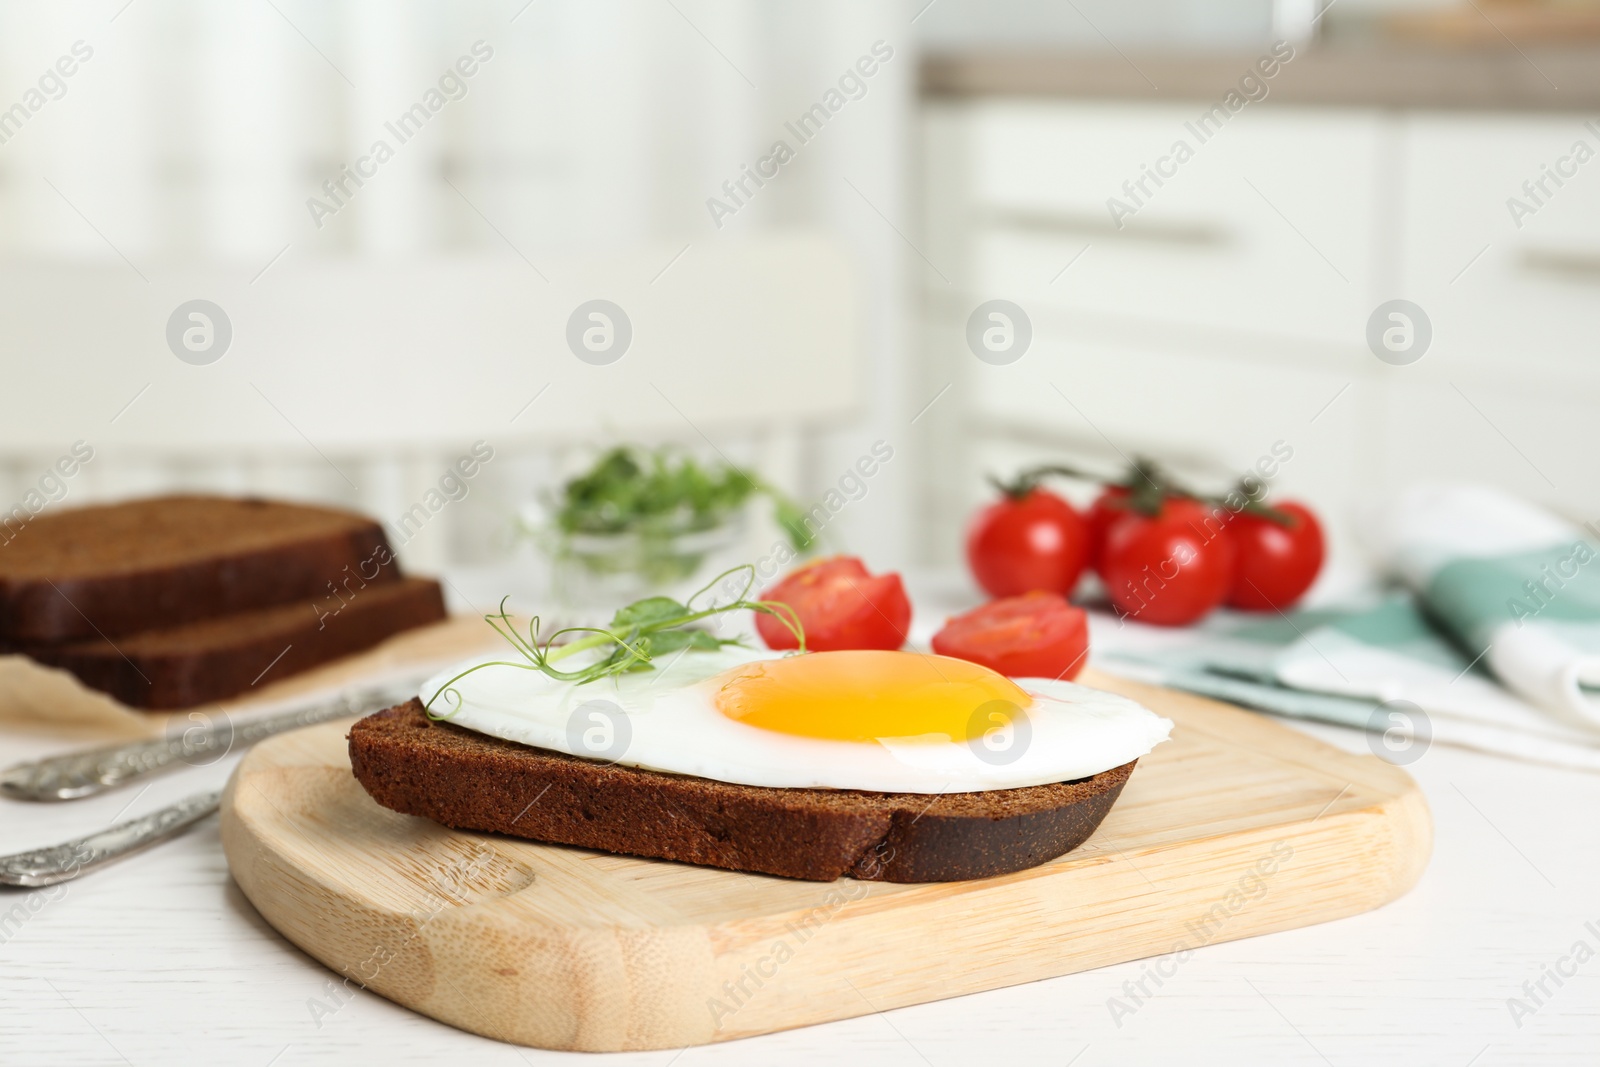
(0, 233, 861, 570)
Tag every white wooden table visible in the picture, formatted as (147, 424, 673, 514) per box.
(3, 578, 1598, 1065)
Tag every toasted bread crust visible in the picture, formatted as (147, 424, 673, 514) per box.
(0, 496, 400, 642)
(19, 578, 446, 709)
(349, 700, 1135, 883)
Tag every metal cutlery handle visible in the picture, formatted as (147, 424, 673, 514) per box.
(1, 683, 413, 802)
(0, 790, 222, 888)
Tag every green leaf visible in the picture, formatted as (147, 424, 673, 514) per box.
(610, 596, 689, 630)
(641, 628, 727, 656)
(636, 629, 692, 656)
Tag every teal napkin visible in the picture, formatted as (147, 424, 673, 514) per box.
(1092, 593, 1600, 773)
(1363, 484, 1600, 728)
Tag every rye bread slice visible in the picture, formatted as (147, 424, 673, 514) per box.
(0, 495, 401, 642)
(349, 700, 1136, 883)
(16, 577, 446, 709)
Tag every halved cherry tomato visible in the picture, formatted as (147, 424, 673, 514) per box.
(931, 591, 1090, 680)
(1225, 501, 1325, 611)
(965, 488, 1089, 599)
(1101, 498, 1235, 626)
(755, 556, 910, 651)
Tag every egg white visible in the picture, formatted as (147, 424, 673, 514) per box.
(419, 646, 1172, 794)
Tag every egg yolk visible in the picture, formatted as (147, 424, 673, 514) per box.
(712, 650, 1032, 742)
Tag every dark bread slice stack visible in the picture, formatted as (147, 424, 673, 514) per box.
(0, 495, 448, 709)
(0, 495, 398, 641)
(350, 700, 1136, 883)
(19, 578, 446, 709)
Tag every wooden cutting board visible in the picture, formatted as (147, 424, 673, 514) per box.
(219, 669, 1431, 1052)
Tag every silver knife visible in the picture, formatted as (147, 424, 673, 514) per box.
(0, 681, 419, 803)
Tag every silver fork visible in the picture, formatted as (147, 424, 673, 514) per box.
(0, 682, 419, 885)
(0, 681, 420, 802)
(0, 790, 223, 887)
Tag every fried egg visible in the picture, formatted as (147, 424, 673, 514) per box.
(421, 646, 1171, 794)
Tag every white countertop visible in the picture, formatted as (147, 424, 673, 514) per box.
(3, 607, 1598, 1064)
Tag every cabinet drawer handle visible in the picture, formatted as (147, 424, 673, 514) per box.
(1520, 247, 1600, 282)
(982, 207, 1229, 246)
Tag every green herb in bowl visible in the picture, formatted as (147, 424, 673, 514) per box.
(531, 446, 811, 594)
(554, 446, 804, 543)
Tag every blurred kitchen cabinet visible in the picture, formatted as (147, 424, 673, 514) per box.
(962, 102, 1382, 345)
(1398, 113, 1600, 383)
(917, 98, 1597, 567)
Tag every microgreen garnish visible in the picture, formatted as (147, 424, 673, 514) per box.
(423, 564, 804, 719)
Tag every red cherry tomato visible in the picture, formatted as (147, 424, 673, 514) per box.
(1225, 501, 1325, 611)
(755, 556, 910, 651)
(1101, 498, 1235, 626)
(1085, 485, 1131, 576)
(965, 488, 1090, 599)
(931, 591, 1090, 681)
